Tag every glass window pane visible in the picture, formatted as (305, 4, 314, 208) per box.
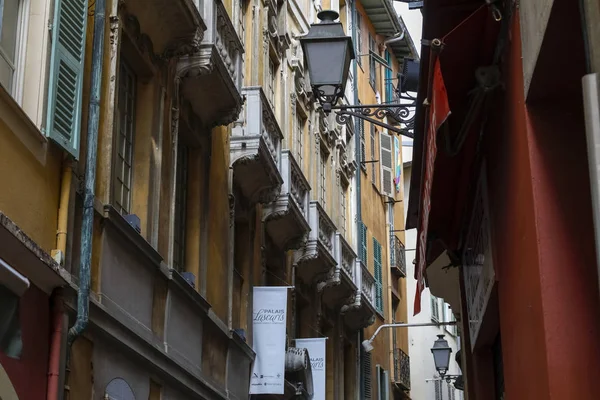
(0, 55, 13, 90)
(1, 0, 20, 61)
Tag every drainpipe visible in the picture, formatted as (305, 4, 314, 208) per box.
(383, 30, 405, 47)
(351, 3, 362, 400)
(67, 0, 106, 350)
(52, 160, 73, 265)
(47, 289, 66, 400)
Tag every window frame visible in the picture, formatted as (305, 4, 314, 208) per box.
(0, 0, 27, 100)
(295, 110, 304, 164)
(172, 143, 189, 272)
(355, 11, 362, 67)
(340, 180, 348, 236)
(430, 294, 440, 322)
(370, 124, 376, 185)
(319, 146, 327, 209)
(368, 34, 377, 89)
(112, 58, 138, 216)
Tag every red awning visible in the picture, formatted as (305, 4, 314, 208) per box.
(412, 4, 498, 316)
(413, 57, 450, 316)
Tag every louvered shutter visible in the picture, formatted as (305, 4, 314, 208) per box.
(380, 132, 393, 196)
(360, 222, 368, 263)
(362, 349, 372, 399)
(373, 238, 383, 313)
(46, 0, 88, 158)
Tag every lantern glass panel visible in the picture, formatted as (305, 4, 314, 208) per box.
(304, 40, 347, 89)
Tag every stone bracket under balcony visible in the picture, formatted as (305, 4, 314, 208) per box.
(176, 0, 244, 128)
(319, 233, 358, 310)
(120, 0, 206, 61)
(230, 87, 283, 204)
(341, 260, 377, 331)
(263, 151, 311, 250)
(293, 202, 337, 285)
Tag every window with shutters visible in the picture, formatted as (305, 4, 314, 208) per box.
(113, 60, 137, 216)
(370, 125, 377, 185)
(444, 303, 457, 336)
(359, 101, 366, 171)
(0, 0, 22, 95)
(46, 0, 89, 157)
(173, 144, 188, 272)
(359, 221, 368, 263)
(369, 34, 376, 89)
(267, 56, 277, 109)
(430, 294, 440, 322)
(355, 12, 362, 67)
(434, 380, 443, 400)
(380, 132, 393, 196)
(319, 147, 327, 209)
(385, 50, 394, 103)
(295, 111, 304, 164)
(362, 347, 372, 399)
(340, 181, 348, 236)
(448, 381, 456, 400)
(373, 238, 383, 314)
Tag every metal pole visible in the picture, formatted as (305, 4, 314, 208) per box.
(364, 321, 458, 349)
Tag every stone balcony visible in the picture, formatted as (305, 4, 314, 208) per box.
(263, 151, 311, 250)
(341, 260, 377, 330)
(293, 202, 337, 285)
(230, 87, 283, 204)
(121, 0, 206, 59)
(177, 0, 244, 128)
(319, 233, 358, 310)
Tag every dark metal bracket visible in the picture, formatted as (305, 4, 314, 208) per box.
(329, 101, 417, 138)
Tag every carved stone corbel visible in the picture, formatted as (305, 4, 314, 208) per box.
(162, 27, 204, 60)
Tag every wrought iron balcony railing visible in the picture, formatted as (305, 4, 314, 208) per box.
(393, 348, 411, 390)
(390, 235, 407, 278)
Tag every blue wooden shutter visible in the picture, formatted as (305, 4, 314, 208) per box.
(46, 0, 88, 158)
(373, 238, 383, 313)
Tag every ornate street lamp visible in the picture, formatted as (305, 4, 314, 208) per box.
(300, 10, 417, 138)
(300, 10, 354, 113)
(430, 334, 464, 390)
(430, 334, 453, 377)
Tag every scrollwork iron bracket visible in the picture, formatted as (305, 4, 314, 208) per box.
(328, 102, 417, 138)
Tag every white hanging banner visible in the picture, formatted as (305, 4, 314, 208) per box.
(250, 287, 289, 394)
(295, 338, 327, 400)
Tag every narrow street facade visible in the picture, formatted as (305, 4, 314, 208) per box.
(0, 0, 418, 399)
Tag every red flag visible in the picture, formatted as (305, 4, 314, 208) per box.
(413, 58, 451, 316)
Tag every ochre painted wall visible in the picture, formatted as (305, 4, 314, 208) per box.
(206, 126, 232, 323)
(0, 101, 62, 252)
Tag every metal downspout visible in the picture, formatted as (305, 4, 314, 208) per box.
(350, 3, 362, 400)
(67, 0, 106, 349)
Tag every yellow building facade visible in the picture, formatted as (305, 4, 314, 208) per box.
(0, 0, 415, 399)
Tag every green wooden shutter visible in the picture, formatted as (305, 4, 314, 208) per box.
(360, 222, 368, 263)
(373, 238, 383, 313)
(46, 0, 88, 158)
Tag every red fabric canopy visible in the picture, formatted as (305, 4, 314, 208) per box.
(414, 57, 450, 316)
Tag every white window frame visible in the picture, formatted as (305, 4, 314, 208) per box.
(0, 0, 28, 102)
(319, 147, 327, 208)
(295, 111, 304, 163)
(430, 294, 440, 322)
